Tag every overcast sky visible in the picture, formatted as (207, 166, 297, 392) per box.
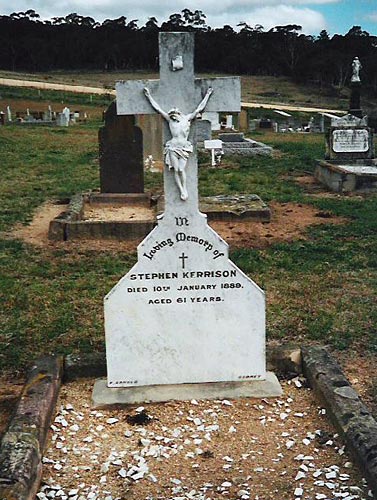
(0, 0, 376, 35)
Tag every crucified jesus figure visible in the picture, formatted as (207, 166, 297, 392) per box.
(144, 86, 213, 201)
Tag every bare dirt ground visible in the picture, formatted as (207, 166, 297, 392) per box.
(10, 199, 346, 252)
(0, 77, 115, 96)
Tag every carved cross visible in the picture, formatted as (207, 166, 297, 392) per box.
(116, 32, 240, 220)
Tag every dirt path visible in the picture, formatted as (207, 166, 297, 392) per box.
(0, 77, 115, 96)
(241, 101, 343, 114)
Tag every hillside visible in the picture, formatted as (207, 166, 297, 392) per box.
(0, 70, 367, 111)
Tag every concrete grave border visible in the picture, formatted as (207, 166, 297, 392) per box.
(315, 160, 377, 193)
(48, 192, 271, 241)
(1, 346, 377, 498)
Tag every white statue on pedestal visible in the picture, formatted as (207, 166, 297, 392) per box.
(144, 87, 213, 201)
(351, 57, 362, 83)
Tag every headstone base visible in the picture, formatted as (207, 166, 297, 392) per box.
(315, 160, 377, 193)
(91, 372, 282, 408)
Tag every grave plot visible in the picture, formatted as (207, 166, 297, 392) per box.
(37, 379, 371, 500)
(315, 57, 377, 193)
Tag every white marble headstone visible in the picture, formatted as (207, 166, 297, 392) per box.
(105, 32, 266, 388)
(105, 213, 266, 387)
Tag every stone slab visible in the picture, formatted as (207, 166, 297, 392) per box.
(157, 194, 270, 222)
(302, 346, 377, 496)
(315, 160, 377, 193)
(331, 165, 377, 175)
(218, 132, 245, 142)
(199, 194, 270, 222)
(220, 138, 273, 157)
(92, 372, 282, 408)
(222, 147, 272, 157)
(0, 356, 63, 500)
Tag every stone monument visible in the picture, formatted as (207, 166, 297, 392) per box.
(350, 56, 362, 118)
(56, 107, 70, 127)
(99, 101, 143, 193)
(93, 32, 281, 405)
(315, 57, 377, 193)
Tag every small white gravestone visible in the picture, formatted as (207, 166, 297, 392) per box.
(56, 107, 70, 127)
(99, 33, 277, 403)
(204, 139, 223, 166)
(63, 106, 70, 122)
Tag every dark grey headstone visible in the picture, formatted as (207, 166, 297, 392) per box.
(99, 101, 143, 193)
(196, 119, 212, 142)
(218, 132, 244, 142)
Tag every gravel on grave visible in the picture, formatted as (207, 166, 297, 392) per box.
(37, 378, 372, 500)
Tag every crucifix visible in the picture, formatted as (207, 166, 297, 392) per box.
(116, 32, 240, 221)
(103, 32, 268, 393)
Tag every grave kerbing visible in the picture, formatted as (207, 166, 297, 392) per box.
(96, 32, 281, 403)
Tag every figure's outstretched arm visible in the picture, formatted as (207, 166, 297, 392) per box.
(189, 87, 213, 120)
(144, 87, 169, 121)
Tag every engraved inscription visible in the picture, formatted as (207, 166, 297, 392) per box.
(127, 269, 242, 308)
(332, 129, 369, 153)
(142, 232, 225, 261)
(175, 216, 189, 226)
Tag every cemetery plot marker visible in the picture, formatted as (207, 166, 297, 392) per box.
(315, 56, 377, 193)
(103, 32, 270, 393)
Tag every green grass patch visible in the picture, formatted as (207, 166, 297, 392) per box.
(0, 119, 376, 372)
(0, 84, 113, 107)
(0, 124, 99, 231)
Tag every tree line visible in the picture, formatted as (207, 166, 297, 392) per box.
(1, 9, 377, 92)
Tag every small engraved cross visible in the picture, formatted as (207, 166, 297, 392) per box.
(179, 253, 188, 269)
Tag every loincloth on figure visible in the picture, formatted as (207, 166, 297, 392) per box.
(164, 141, 193, 171)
